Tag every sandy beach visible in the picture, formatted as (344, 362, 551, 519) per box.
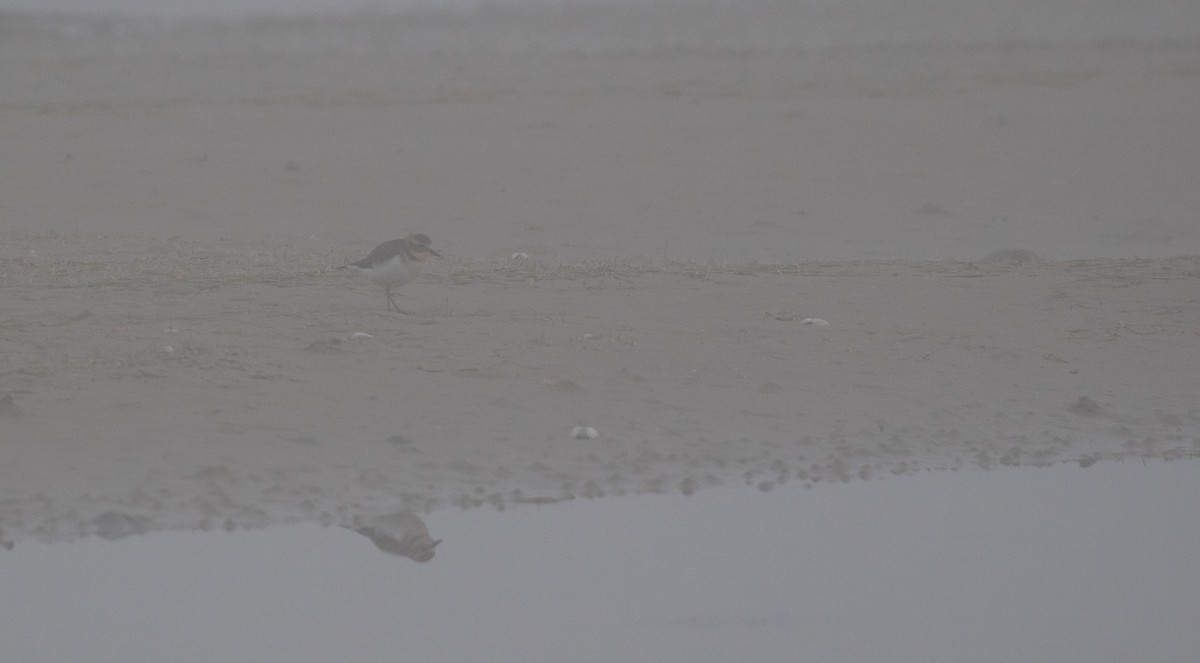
(2, 9, 1199, 544)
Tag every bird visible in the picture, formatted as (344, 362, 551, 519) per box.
(341, 233, 440, 313)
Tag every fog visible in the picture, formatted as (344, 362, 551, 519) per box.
(1, 0, 1198, 660)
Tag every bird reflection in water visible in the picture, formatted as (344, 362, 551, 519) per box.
(346, 512, 442, 562)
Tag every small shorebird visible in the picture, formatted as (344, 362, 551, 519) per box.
(341, 233, 440, 313)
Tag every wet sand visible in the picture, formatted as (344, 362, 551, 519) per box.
(1, 13, 1199, 543)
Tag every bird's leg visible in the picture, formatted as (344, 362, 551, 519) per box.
(386, 284, 412, 314)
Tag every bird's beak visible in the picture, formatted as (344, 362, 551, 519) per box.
(427, 248, 441, 257)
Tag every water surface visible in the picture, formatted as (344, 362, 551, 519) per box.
(2, 460, 1196, 662)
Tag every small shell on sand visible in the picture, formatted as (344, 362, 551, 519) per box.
(766, 312, 829, 326)
(571, 425, 599, 440)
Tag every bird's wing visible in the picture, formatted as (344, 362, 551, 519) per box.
(351, 239, 405, 268)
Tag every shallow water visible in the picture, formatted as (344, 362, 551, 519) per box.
(2, 459, 1196, 663)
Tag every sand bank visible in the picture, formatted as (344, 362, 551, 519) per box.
(2, 232, 1198, 542)
(1, 13, 1198, 544)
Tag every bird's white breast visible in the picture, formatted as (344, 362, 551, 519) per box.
(358, 254, 413, 287)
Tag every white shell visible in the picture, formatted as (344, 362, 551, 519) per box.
(571, 425, 599, 440)
(801, 318, 830, 326)
(511, 252, 529, 261)
(351, 332, 374, 339)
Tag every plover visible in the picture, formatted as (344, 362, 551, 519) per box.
(341, 233, 440, 313)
